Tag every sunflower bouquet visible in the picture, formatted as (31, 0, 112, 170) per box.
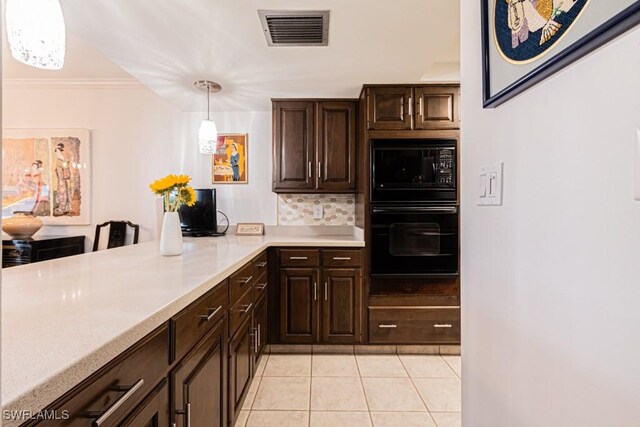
(149, 174, 196, 212)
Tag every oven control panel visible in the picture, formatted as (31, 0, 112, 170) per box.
(438, 150, 455, 185)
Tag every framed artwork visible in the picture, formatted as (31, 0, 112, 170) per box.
(482, 0, 640, 108)
(212, 133, 248, 184)
(2, 129, 91, 225)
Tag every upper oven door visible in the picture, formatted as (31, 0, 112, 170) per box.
(370, 206, 459, 277)
(371, 140, 456, 203)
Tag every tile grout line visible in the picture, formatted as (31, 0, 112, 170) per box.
(441, 354, 462, 380)
(397, 355, 439, 426)
(243, 354, 266, 424)
(354, 352, 376, 426)
(248, 354, 268, 410)
(308, 353, 313, 427)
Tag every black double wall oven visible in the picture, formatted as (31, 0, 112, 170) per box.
(370, 139, 459, 278)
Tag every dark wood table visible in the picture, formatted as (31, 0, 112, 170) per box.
(2, 235, 85, 268)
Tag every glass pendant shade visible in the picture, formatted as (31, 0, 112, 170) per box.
(5, 0, 66, 70)
(198, 119, 218, 154)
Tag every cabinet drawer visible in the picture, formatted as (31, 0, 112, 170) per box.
(230, 289, 253, 339)
(172, 280, 228, 362)
(369, 307, 460, 344)
(279, 249, 320, 267)
(253, 271, 268, 302)
(322, 249, 361, 267)
(253, 251, 268, 277)
(45, 325, 169, 426)
(230, 261, 256, 304)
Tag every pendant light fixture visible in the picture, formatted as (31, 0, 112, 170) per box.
(194, 80, 222, 154)
(5, 0, 66, 70)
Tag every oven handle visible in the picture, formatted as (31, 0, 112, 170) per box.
(372, 206, 458, 214)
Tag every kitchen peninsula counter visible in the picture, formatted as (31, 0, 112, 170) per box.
(1, 232, 364, 422)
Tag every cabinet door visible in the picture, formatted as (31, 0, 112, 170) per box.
(121, 379, 170, 427)
(171, 319, 227, 427)
(366, 87, 413, 130)
(279, 268, 319, 343)
(317, 101, 357, 192)
(254, 293, 268, 363)
(321, 268, 362, 343)
(228, 315, 254, 424)
(273, 101, 316, 191)
(414, 86, 460, 130)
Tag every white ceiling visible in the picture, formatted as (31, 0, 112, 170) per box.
(1, 31, 134, 81)
(5, 0, 460, 111)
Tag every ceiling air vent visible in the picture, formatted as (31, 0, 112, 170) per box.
(258, 10, 330, 47)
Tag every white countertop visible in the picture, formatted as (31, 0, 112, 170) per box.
(0, 233, 364, 420)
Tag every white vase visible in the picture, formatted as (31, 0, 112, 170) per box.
(160, 211, 183, 256)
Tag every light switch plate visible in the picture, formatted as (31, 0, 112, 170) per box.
(635, 129, 640, 201)
(313, 204, 324, 219)
(478, 162, 504, 206)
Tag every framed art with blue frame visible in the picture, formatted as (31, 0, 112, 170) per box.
(482, 0, 640, 108)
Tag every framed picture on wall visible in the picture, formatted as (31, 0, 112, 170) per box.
(211, 133, 248, 184)
(482, 0, 640, 108)
(2, 129, 91, 225)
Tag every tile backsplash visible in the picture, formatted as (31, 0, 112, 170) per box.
(278, 194, 355, 226)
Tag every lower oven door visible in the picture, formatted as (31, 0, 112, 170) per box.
(371, 206, 459, 277)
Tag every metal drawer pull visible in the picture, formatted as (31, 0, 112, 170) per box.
(186, 402, 191, 427)
(434, 324, 453, 328)
(308, 161, 312, 178)
(318, 161, 322, 179)
(256, 283, 267, 291)
(290, 256, 308, 260)
(239, 303, 253, 314)
(239, 276, 253, 284)
(378, 323, 397, 329)
(93, 379, 144, 426)
(313, 282, 317, 300)
(258, 324, 261, 352)
(324, 282, 328, 300)
(254, 327, 259, 354)
(255, 261, 267, 268)
(333, 257, 352, 260)
(198, 305, 223, 322)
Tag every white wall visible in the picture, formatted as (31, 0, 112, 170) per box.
(2, 84, 279, 248)
(183, 111, 277, 226)
(460, 3, 640, 426)
(2, 84, 187, 246)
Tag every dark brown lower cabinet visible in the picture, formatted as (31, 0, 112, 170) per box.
(171, 318, 227, 427)
(228, 314, 254, 425)
(254, 294, 268, 363)
(121, 379, 170, 427)
(279, 268, 319, 343)
(322, 268, 362, 343)
(279, 265, 363, 344)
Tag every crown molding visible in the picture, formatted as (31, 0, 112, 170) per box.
(1, 77, 143, 89)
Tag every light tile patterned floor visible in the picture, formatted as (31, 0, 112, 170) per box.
(238, 354, 461, 427)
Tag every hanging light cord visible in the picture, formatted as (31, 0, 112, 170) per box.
(206, 83, 211, 120)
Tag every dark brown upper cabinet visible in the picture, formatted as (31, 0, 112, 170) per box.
(364, 85, 460, 131)
(366, 86, 413, 130)
(273, 101, 316, 191)
(414, 86, 460, 130)
(273, 99, 358, 193)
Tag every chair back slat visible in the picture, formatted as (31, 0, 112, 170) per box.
(93, 221, 140, 252)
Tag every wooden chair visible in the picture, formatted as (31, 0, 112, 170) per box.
(93, 221, 140, 252)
